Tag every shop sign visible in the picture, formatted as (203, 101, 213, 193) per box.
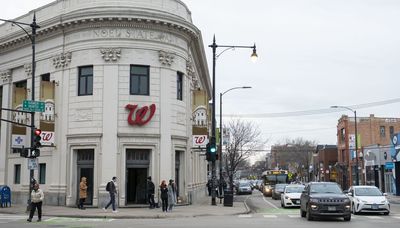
(125, 104, 156, 126)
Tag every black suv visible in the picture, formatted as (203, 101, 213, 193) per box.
(300, 182, 351, 221)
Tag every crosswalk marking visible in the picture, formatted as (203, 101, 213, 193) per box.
(263, 215, 277, 218)
(238, 214, 252, 218)
(288, 215, 300, 218)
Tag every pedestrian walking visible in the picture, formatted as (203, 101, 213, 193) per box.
(147, 176, 156, 209)
(206, 179, 213, 196)
(103, 176, 118, 213)
(167, 179, 177, 212)
(78, 176, 88, 210)
(27, 183, 44, 222)
(160, 180, 168, 212)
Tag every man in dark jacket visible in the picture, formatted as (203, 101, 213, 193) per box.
(147, 176, 156, 208)
(103, 176, 118, 213)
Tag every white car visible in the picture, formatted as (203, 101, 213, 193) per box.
(347, 186, 390, 215)
(280, 184, 305, 208)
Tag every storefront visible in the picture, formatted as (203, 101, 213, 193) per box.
(0, 0, 211, 206)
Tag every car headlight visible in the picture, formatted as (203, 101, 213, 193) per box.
(310, 198, 319, 203)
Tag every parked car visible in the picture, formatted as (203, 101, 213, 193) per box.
(272, 184, 288, 200)
(346, 185, 390, 215)
(237, 181, 253, 195)
(281, 184, 305, 208)
(300, 182, 351, 221)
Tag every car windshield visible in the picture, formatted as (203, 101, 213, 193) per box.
(275, 184, 287, 191)
(285, 186, 305, 193)
(355, 187, 383, 196)
(239, 182, 250, 187)
(310, 184, 342, 194)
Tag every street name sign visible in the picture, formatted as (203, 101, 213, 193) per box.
(22, 100, 45, 112)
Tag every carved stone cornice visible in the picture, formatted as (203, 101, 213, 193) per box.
(0, 70, 11, 84)
(100, 48, 121, 62)
(24, 64, 32, 76)
(158, 50, 175, 66)
(53, 52, 72, 69)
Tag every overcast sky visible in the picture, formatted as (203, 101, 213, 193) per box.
(4, 1, 400, 158)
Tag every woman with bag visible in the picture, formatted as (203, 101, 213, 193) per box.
(78, 177, 88, 210)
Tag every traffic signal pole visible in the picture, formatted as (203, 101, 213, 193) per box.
(1, 14, 40, 211)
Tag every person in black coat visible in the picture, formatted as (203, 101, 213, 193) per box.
(160, 180, 168, 212)
(147, 176, 156, 208)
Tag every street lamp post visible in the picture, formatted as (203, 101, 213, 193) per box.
(219, 86, 251, 201)
(1, 14, 40, 210)
(331, 105, 360, 185)
(209, 35, 257, 205)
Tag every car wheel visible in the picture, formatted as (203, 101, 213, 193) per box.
(383, 212, 390, 215)
(306, 205, 313, 221)
(344, 215, 351, 221)
(281, 200, 285, 208)
(300, 207, 306, 217)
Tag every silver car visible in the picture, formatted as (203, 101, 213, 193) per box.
(237, 182, 253, 195)
(347, 186, 390, 215)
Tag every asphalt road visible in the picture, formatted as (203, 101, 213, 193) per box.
(1, 190, 399, 228)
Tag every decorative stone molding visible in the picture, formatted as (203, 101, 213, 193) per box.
(73, 108, 93, 121)
(24, 64, 32, 76)
(100, 48, 121, 62)
(0, 70, 12, 84)
(186, 55, 199, 90)
(158, 50, 175, 66)
(53, 52, 72, 68)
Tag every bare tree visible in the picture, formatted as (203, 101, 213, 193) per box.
(223, 119, 266, 191)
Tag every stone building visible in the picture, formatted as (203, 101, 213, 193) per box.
(0, 0, 211, 206)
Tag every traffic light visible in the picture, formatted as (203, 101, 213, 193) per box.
(30, 148, 40, 158)
(206, 137, 218, 161)
(19, 148, 29, 157)
(30, 129, 42, 158)
(33, 129, 42, 149)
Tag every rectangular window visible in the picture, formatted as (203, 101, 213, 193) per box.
(390, 126, 394, 136)
(177, 72, 183, 101)
(380, 126, 386, 137)
(41, 73, 50, 82)
(130, 65, 149, 95)
(78, 66, 93, 96)
(14, 164, 21, 184)
(340, 128, 346, 142)
(39, 163, 46, 184)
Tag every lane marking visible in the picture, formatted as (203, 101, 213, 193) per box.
(263, 215, 277, 218)
(288, 215, 300, 218)
(238, 214, 252, 218)
(393, 216, 400, 219)
(364, 216, 383, 220)
(262, 195, 279, 209)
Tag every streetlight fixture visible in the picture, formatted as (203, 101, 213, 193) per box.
(330, 105, 360, 185)
(1, 14, 40, 210)
(209, 35, 257, 205)
(219, 86, 251, 199)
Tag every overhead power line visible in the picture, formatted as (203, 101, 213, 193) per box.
(223, 98, 400, 118)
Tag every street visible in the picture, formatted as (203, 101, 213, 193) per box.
(1, 190, 400, 228)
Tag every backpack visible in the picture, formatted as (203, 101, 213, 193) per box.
(106, 181, 111, 192)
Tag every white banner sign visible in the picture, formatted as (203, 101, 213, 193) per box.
(40, 131, 55, 146)
(12, 134, 27, 148)
(193, 135, 208, 147)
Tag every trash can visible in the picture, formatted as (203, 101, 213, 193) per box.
(223, 190, 233, 207)
(0, 185, 11, 207)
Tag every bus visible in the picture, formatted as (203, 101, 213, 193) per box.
(261, 170, 290, 197)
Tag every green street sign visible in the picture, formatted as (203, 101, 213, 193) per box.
(22, 100, 45, 112)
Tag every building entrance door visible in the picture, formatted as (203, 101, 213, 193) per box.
(126, 168, 147, 204)
(77, 149, 94, 206)
(126, 149, 150, 205)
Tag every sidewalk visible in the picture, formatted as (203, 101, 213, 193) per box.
(0, 199, 248, 219)
(387, 194, 400, 204)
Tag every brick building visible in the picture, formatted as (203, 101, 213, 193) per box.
(312, 145, 338, 182)
(335, 114, 400, 190)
